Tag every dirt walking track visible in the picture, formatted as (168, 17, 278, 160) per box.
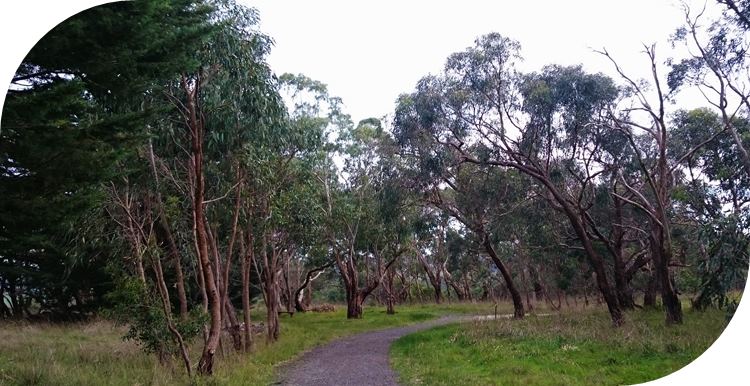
(276, 314, 508, 386)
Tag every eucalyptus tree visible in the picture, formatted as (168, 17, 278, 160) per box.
(321, 118, 411, 318)
(670, 0, 750, 176)
(411, 208, 449, 304)
(366, 163, 415, 315)
(293, 255, 334, 312)
(433, 163, 528, 317)
(225, 71, 346, 343)
(244, 154, 323, 341)
(256, 73, 347, 319)
(155, 0, 284, 373)
(443, 228, 476, 301)
(596, 38, 741, 324)
(668, 109, 750, 310)
(394, 35, 628, 325)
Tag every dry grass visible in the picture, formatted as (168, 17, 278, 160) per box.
(0, 302, 491, 385)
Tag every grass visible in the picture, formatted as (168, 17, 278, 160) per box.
(391, 307, 730, 386)
(1, 300, 731, 385)
(0, 302, 490, 386)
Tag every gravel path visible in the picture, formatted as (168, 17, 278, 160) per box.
(276, 314, 509, 386)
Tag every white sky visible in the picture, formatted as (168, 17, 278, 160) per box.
(247, 0, 712, 123)
(0, 2, 748, 383)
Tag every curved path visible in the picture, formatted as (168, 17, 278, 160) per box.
(277, 314, 507, 386)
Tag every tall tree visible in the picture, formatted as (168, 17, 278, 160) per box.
(394, 36, 626, 325)
(1, 0, 215, 319)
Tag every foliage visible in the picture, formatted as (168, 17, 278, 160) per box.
(693, 214, 750, 310)
(0, 0, 216, 318)
(104, 273, 205, 358)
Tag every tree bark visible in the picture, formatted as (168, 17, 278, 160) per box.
(649, 219, 683, 324)
(150, 245, 192, 377)
(148, 140, 188, 319)
(728, 123, 750, 177)
(294, 262, 332, 312)
(153, 215, 189, 319)
(261, 234, 280, 342)
(384, 268, 396, 314)
(542, 180, 624, 326)
(611, 194, 635, 310)
(644, 266, 657, 307)
(416, 250, 443, 304)
(482, 235, 525, 318)
(241, 231, 253, 352)
(182, 74, 222, 376)
(223, 298, 242, 351)
(346, 289, 364, 319)
(443, 268, 467, 301)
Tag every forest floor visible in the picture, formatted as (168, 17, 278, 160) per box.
(0, 302, 491, 386)
(391, 306, 729, 386)
(0, 301, 732, 386)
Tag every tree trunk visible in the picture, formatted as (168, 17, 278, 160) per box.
(385, 267, 397, 314)
(613, 257, 635, 310)
(644, 268, 657, 307)
(386, 297, 395, 314)
(416, 243, 444, 304)
(281, 256, 296, 313)
(195, 203, 222, 377)
(613, 259, 635, 309)
(0, 281, 7, 318)
(135, 254, 147, 285)
(241, 245, 252, 352)
(150, 246, 192, 377)
(482, 235, 524, 318)
(651, 143, 682, 324)
(294, 288, 308, 313)
(153, 214, 189, 319)
(207, 224, 227, 358)
(611, 194, 635, 310)
(184, 75, 222, 376)
(305, 279, 313, 308)
(649, 220, 683, 324)
(261, 240, 281, 342)
(432, 282, 442, 304)
(443, 268, 467, 301)
(265, 277, 280, 341)
(557, 197, 623, 326)
(224, 298, 242, 351)
(148, 140, 188, 319)
(513, 165, 624, 326)
(587, 252, 624, 326)
(463, 277, 473, 302)
(294, 263, 331, 312)
(346, 289, 364, 319)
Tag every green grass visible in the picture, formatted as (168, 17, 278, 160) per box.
(215, 302, 492, 385)
(391, 307, 729, 386)
(3, 301, 728, 385)
(0, 302, 491, 386)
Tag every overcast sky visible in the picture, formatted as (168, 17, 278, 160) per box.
(0, 3, 748, 383)
(246, 0, 711, 124)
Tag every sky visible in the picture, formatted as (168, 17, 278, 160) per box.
(0, 1, 748, 384)
(246, 0, 713, 124)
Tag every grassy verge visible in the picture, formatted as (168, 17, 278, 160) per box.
(0, 302, 490, 386)
(391, 307, 729, 386)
